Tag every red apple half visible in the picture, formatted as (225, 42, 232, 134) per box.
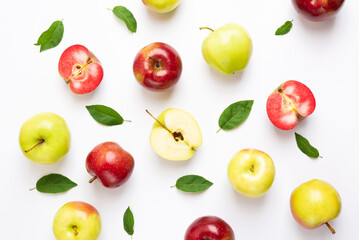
(266, 80, 316, 130)
(58, 44, 104, 94)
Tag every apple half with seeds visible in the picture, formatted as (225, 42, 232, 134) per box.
(148, 108, 202, 161)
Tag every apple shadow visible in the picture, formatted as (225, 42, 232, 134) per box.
(297, 16, 336, 33)
(141, 87, 174, 102)
(144, 6, 179, 22)
(229, 186, 269, 207)
(207, 66, 245, 84)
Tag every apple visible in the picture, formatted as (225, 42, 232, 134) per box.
(227, 149, 275, 198)
(58, 44, 103, 94)
(133, 42, 182, 91)
(19, 112, 70, 165)
(266, 80, 316, 130)
(142, 0, 182, 13)
(53, 201, 101, 240)
(292, 0, 345, 21)
(290, 179, 341, 234)
(201, 23, 252, 75)
(86, 142, 134, 188)
(147, 108, 202, 161)
(185, 216, 235, 240)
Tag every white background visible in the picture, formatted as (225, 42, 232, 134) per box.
(0, 0, 357, 239)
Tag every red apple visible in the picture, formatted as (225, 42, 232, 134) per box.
(292, 0, 345, 21)
(133, 42, 182, 91)
(185, 216, 235, 240)
(86, 142, 134, 188)
(266, 80, 316, 130)
(58, 44, 104, 94)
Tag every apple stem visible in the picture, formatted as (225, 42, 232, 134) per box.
(199, 27, 214, 32)
(89, 176, 97, 183)
(145, 109, 173, 134)
(73, 226, 78, 236)
(148, 57, 161, 68)
(24, 139, 45, 153)
(325, 222, 336, 234)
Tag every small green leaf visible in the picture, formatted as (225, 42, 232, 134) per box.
(86, 105, 124, 126)
(34, 174, 77, 193)
(112, 6, 137, 33)
(123, 206, 134, 236)
(275, 20, 293, 36)
(218, 100, 254, 132)
(174, 175, 213, 193)
(34, 20, 64, 52)
(295, 132, 320, 158)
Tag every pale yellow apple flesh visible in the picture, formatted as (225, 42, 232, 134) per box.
(149, 108, 202, 161)
(227, 149, 275, 197)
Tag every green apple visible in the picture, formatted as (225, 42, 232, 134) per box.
(227, 149, 275, 197)
(53, 201, 101, 240)
(19, 112, 70, 165)
(290, 179, 341, 234)
(148, 108, 202, 161)
(142, 0, 182, 13)
(201, 23, 253, 75)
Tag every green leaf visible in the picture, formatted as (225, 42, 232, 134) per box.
(86, 105, 124, 126)
(295, 132, 320, 158)
(218, 100, 254, 132)
(174, 175, 213, 193)
(34, 20, 64, 52)
(123, 206, 134, 236)
(112, 6, 137, 33)
(275, 20, 293, 36)
(34, 174, 77, 193)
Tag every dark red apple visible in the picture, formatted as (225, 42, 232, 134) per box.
(185, 216, 235, 240)
(266, 80, 316, 130)
(58, 44, 104, 94)
(86, 142, 134, 188)
(291, 0, 345, 21)
(133, 42, 182, 91)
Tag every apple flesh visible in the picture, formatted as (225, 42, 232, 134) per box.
(266, 80, 316, 130)
(185, 216, 235, 240)
(148, 108, 202, 161)
(290, 179, 341, 234)
(19, 112, 70, 165)
(201, 23, 252, 75)
(86, 142, 134, 188)
(133, 42, 182, 91)
(292, 0, 345, 21)
(58, 44, 103, 94)
(227, 149, 275, 198)
(142, 0, 182, 13)
(53, 201, 101, 240)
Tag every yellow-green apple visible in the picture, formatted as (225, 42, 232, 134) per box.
(142, 0, 182, 13)
(147, 109, 202, 161)
(53, 201, 101, 240)
(185, 216, 235, 240)
(86, 142, 134, 188)
(227, 149, 275, 198)
(133, 42, 182, 91)
(266, 80, 316, 130)
(19, 112, 70, 165)
(290, 179, 341, 234)
(292, 0, 345, 21)
(201, 23, 252, 75)
(58, 44, 103, 94)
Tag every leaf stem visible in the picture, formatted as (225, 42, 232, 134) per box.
(24, 139, 45, 153)
(107, 8, 113, 11)
(199, 27, 214, 32)
(216, 128, 221, 133)
(124, 120, 132, 122)
(170, 185, 176, 188)
(29, 187, 36, 191)
(325, 222, 336, 234)
(89, 176, 97, 183)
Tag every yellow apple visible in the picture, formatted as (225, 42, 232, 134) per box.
(149, 108, 202, 161)
(227, 149, 275, 197)
(290, 179, 341, 234)
(142, 0, 182, 13)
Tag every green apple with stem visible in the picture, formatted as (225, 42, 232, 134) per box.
(201, 23, 253, 75)
(147, 108, 202, 161)
(142, 0, 182, 13)
(53, 201, 101, 240)
(19, 112, 70, 165)
(290, 179, 341, 234)
(227, 149, 275, 197)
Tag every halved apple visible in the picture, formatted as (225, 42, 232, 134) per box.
(148, 108, 202, 161)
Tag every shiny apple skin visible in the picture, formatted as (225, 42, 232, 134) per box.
(185, 216, 235, 240)
(86, 142, 134, 188)
(133, 42, 182, 91)
(291, 0, 345, 21)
